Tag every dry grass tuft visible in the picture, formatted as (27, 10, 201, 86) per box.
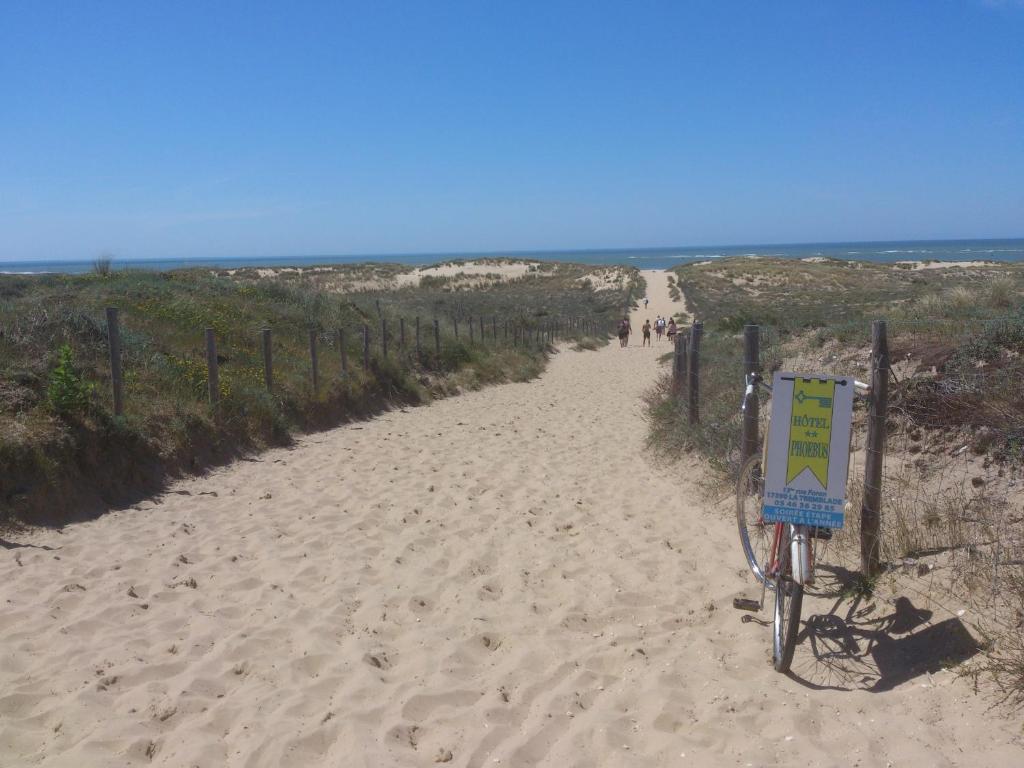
(647, 255, 1024, 706)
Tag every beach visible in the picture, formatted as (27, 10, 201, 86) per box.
(1, 271, 1022, 767)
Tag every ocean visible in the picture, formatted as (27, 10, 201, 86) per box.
(2, 238, 1023, 275)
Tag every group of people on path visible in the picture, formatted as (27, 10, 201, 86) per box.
(618, 308, 677, 348)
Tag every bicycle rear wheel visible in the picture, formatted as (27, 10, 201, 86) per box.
(772, 527, 804, 672)
(736, 455, 772, 584)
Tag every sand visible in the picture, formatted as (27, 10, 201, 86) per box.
(2, 271, 1022, 767)
(894, 260, 1001, 270)
(394, 261, 537, 288)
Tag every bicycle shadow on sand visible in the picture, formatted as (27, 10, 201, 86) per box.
(785, 564, 982, 692)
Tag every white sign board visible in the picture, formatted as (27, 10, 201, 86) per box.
(763, 372, 854, 528)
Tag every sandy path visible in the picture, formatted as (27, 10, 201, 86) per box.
(2, 272, 1021, 767)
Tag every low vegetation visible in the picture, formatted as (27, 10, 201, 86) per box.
(657, 256, 1024, 472)
(0, 261, 641, 525)
(648, 256, 1024, 705)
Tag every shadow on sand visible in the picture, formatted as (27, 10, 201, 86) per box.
(785, 565, 982, 692)
(0, 537, 57, 551)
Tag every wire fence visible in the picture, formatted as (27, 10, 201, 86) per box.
(0, 263, 647, 527)
(92, 308, 615, 415)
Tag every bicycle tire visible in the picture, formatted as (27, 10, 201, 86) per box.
(772, 527, 804, 672)
(736, 454, 772, 585)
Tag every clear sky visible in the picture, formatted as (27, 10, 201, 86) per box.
(2, 1, 1023, 261)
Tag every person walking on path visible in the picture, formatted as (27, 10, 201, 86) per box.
(642, 319, 652, 347)
(666, 318, 678, 340)
(617, 317, 632, 347)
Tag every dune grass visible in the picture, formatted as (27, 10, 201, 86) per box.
(659, 257, 1024, 475)
(0, 262, 641, 525)
(649, 256, 1024, 704)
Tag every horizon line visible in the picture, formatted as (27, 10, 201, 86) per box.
(4, 235, 1024, 264)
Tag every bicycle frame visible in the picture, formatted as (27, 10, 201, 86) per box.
(737, 370, 868, 671)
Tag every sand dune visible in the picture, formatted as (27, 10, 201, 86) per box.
(1, 272, 1021, 767)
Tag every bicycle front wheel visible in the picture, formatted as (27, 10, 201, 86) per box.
(772, 527, 804, 673)
(736, 455, 772, 584)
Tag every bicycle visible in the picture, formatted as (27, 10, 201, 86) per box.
(734, 371, 867, 672)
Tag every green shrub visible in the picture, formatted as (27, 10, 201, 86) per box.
(47, 344, 93, 415)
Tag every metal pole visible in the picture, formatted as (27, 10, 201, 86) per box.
(861, 320, 889, 577)
(205, 328, 219, 406)
(105, 307, 124, 416)
(687, 321, 703, 424)
(261, 328, 273, 391)
(672, 335, 684, 395)
(309, 329, 319, 395)
(741, 325, 760, 466)
(338, 328, 347, 377)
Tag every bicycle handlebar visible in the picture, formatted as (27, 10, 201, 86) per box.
(741, 372, 769, 412)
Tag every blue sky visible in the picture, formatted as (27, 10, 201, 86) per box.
(2, 1, 1022, 261)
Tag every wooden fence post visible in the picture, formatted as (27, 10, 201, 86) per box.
(480, 316, 484, 340)
(415, 316, 421, 359)
(469, 316, 475, 343)
(400, 317, 406, 348)
(861, 320, 889, 577)
(672, 335, 684, 395)
(261, 328, 273, 391)
(337, 328, 347, 377)
(433, 319, 441, 356)
(205, 328, 219, 406)
(687, 321, 703, 424)
(381, 318, 388, 357)
(453, 317, 459, 338)
(679, 334, 689, 390)
(741, 324, 760, 467)
(105, 307, 124, 416)
(309, 329, 319, 394)
(492, 316, 497, 342)
(362, 324, 370, 369)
